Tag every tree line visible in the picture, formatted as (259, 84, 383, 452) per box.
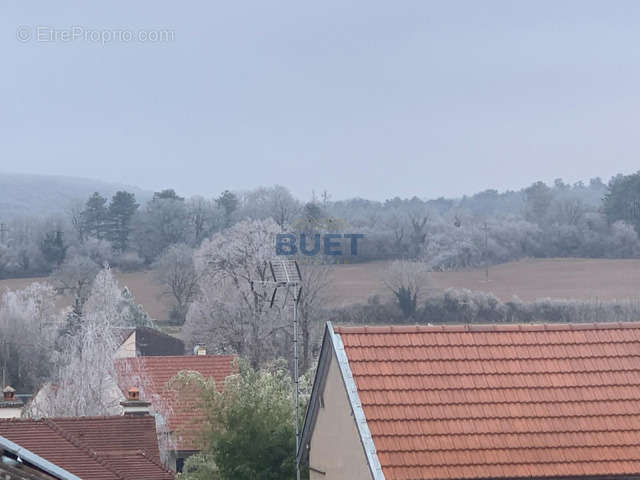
(3, 173, 640, 281)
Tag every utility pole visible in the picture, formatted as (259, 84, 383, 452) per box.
(292, 283, 301, 480)
(482, 222, 489, 282)
(262, 259, 303, 480)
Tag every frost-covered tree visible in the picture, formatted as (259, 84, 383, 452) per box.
(153, 244, 200, 325)
(132, 192, 189, 263)
(186, 219, 284, 367)
(51, 254, 101, 309)
(0, 283, 61, 392)
(30, 268, 127, 417)
(297, 261, 330, 372)
(30, 268, 156, 417)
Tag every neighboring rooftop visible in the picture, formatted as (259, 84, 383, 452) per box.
(115, 327, 185, 358)
(0, 416, 173, 480)
(117, 355, 236, 451)
(326, 322, 640, 480)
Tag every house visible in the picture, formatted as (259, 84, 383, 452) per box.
(300, 322, 640, 480)
(0, 414, 174, 480)
(116, 352, 237, 471)
(26, 328, 185, 419)
(115, 327, 185, 358)
(0, 435, 79, 480)
(0, 387, 23, 419)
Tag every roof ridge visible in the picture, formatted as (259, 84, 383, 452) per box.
(333, 321, 640, 333)
(44, 419, 127, 480)
(44, 415, 154, 422)
(131, 354, 237, 360)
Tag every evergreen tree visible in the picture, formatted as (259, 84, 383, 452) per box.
(154, 189, 184, 201)
(120, 286, 155, 328)
(107, 191, 139, 252)
(216, 190, 238, 228)
(59, 296, 84, 340)
(40, 230, 67, 268)
(82, 192, 108, 239)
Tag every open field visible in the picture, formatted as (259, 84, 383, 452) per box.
(0, 271, 169, 321)
(327, 258, 640, 306)
(2, 258, 640, 321)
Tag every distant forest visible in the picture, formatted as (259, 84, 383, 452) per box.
(1, 171, 640, 279)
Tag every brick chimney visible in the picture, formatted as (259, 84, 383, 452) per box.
(193, 344, 207, 356)
(120, 387, 151, 416)
(0, 386, 23, 419)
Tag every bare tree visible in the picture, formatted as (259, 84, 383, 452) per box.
(51, 254, 100, 308)
(67, 199, 87, 244)
(408, 212, 430, 258)
(187, 219, 285, 367)
(384, 260, 433, 318)
(296, 261, 330, 372)
(0, 282, 61, 392)
(270, 185, 300, 230)
(152, 244, 200, 325)
(186, 196, 219, 245)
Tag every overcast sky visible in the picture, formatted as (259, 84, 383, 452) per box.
(2, 1, 640, 201)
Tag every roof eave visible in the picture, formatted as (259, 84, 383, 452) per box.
(297, 322, 385, 480)
(297, 322, 333, 465)
(0, 434, 82, 480)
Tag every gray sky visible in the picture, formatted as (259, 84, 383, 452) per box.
(2, 1, 640, 201)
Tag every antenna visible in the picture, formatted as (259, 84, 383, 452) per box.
(482, 222, 489, 282)
(264, 258, 302, 480)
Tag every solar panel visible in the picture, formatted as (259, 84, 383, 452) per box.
(269, 258, 302, 285)
(267, 259, 302, 307)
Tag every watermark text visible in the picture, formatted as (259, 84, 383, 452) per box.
(16, 25, 175, 44)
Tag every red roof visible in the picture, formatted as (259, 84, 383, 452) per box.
(0, 416, 173, 480)
(333, 323, 640, 480)
(117, 355, 237, 451)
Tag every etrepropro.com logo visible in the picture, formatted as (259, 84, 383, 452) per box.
(16, 25, 175, 44)
(276, 233, 364, 256)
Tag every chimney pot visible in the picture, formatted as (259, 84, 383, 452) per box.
(1, 386, 22, 418)
(3, 386, 15, 401)
(128, 387, 140, 401)
(120, 386, 150, 416)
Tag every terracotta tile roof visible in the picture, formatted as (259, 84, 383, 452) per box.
(0, 416, 173, 480)
(333, 322, 640, 480)
(117, 355, 237, 451)
(0, 462, 56, 480)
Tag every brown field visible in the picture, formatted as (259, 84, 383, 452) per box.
(0, 271, 168, 320)
(2, 258, 640, 321)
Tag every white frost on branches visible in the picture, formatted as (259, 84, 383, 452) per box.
(28, 268, 125, 417)
(186, 219, 285, 367)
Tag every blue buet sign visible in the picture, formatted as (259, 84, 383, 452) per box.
(276, 233, 364, 256)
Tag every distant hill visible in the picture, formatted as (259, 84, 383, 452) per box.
(0, 173, 152, 221)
